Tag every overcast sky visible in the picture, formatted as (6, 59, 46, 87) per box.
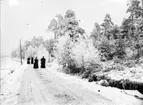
(1, 0, 128, 56)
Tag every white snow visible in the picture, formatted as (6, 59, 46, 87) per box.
(1, 57, 143, 105)
(43, 61, 143, 105)
(0, 57, 27, 105)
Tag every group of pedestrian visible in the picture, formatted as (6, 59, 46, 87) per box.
(27, 56, 46, 69)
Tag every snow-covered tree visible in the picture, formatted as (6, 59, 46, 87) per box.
(44, 39, 55, 62)
(126, 0, 143, 61)
(71, 38, 99, 69)
(25, 45, 35, 58)
(11, 50, 17, 58)
(31, 36, 44, 47)
(55, 36, 73, 66)
(48, 19, 58, 39)
(48, 10, 85, 42)
(101, 14, 114, 40)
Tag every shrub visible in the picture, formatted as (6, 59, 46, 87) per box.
(68, 62, 81, 74)
(88, 74, 107, 82)
(82, 70, 92, 79)
(98, 80, 109, 86)
(124, 60, 136, 68)
(137, 83, 143, 94)
(107, 79, 143, 91)
(98, 41, 115, 61)
(71, 38, 100, 71)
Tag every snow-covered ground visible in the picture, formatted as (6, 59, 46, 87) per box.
(0, 57, 143, 105)
(106, 65, 143, 83)
(0, 56, 27, 105)
(99, 61, 143, 83)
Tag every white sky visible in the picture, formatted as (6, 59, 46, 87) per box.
(1, 0, 128, 56)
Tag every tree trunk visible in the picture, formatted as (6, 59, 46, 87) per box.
(81, 56, 85, 74)
(137, 38, 140, 62)
(48, 52, 50, 62)
(131, 14, 135, 60)
(54, 32, 56, 39)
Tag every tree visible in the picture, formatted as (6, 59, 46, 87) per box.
(71, 38, 99, 72)
(48, 10, 85, 42)
(55, 36, 73, 69)
(64, 10, 85, 42)
(90, 23, 101, 40)
(23, 41, 31, 51)
(90, 22, 103, 49)
(25, 45, 35, 58)
(44, 39, 55, 62)
(127, 0, 142, 18)
(31, 36, 44, 47)
(48, 19, 58, 39)
(101, 14, 114, 40)
(127, 0, 143, 61)
(11, 50, 17, 58)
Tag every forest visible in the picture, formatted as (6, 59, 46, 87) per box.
(11, 0, 143, 93)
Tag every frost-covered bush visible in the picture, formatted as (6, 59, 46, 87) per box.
(97, 80, 109, 86)
(98, 41, 115, 61)
(125, 47, 134, 58)
(55, 36, 71, 65)
(55, 35, 101, 74)
(82, 70, 92, 79)
(71, 38, 100, 69)
(55, 36, 82, 74)
(55, 36, 77, 73)
(71, 38, 102, 75)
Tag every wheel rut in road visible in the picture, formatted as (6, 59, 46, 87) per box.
(18, 67, 114, 105)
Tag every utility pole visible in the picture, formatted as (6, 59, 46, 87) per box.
(54, 31, 56, 39)
(20, 39, 23, 65)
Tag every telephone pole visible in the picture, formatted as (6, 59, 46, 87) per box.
(20, 39, 23, 65)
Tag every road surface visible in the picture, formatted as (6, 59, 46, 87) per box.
(18, 66, 114, 105)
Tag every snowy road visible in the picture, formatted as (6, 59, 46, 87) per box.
(1, 58, 143, 105)
(18, 66, 114, 105)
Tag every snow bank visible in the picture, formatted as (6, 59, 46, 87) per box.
(46, 61, 143, 105)
(0, 57, 27, 105)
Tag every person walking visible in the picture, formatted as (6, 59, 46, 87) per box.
(27, 57, 30, 64)
(40, 56, 46, 68)
(33, 57, 39, 69)
(31, 57, 34, 64)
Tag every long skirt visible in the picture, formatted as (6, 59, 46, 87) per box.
(33, 63, 39, 69)
(41, 63, 46, 68)
(27, 60, 30, 64)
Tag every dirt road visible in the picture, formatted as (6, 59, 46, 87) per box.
(18, 66, 114, 105)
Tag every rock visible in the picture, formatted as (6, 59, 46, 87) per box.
(11, 70, 14, 73)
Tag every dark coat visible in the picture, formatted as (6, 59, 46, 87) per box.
(27, 57, 30, 64)
(41, 57, 46, 68)
(31, 57, 34, 64)
(33, 58, 39, 69)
